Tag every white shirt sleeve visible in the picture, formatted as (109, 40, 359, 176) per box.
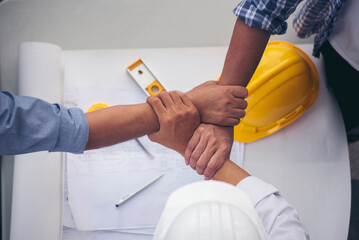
(236, 176, 309, 240)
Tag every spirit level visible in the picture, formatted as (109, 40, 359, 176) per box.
(127, 59, 166, 96)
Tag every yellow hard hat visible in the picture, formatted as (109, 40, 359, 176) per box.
(234, 41, 319, 143)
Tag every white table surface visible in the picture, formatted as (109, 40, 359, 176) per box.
(10, 43, 351, 240)
(0, 1, 315, 239)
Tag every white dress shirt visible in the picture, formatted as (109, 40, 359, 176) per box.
(237, 176, 310, 240)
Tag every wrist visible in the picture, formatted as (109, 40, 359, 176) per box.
(213, 159, 250, 185)
(144, 102, 160, 133)
(184, 90, 195, 106)
(184, 91, 202, 119)
(185, 81, 219, 109)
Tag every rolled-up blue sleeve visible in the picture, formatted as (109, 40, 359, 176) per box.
(0, 91, 89, 155)
(234, 0, 303, 35)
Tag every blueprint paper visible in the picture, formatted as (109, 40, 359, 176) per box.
(66, 134, 243, 230)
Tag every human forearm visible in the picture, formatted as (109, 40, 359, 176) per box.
(85, 79, 247, 150)
(183, 19, 269, 179)
(211, 18, 270, 180)
(220, 18, 270, 86)
(85, 103, 159, 150)
(212, 159, 250, 185)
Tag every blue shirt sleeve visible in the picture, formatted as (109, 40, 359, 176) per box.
(234, 0, 303, 35)
(0, 91, 89, 155)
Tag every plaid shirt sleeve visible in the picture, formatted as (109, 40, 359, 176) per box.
(234, 0, 303, 35)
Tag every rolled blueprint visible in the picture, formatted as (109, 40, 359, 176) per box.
(11, 42, 63, 240)
(18, 42, 63, 102)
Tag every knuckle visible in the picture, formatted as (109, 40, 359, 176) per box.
(191, 107, 198, 115)
(190, 162, 196, 170)
(204, 173, 213, 179)
(244, 88, 249, 98)
(182, 93, 190, 101)
(220, 144, 231, 153)
(204, 169, 214, 177)
(189, 110, 197, 118)
(162, 117, 172, 126)
(186, 144, 194, 153)
(239, 110, 246, 118)
(169, 91, 178, 98)
(209, 138, 217, 146)
(203, 132, 211, 139)
(226, 99, 233, 107)
(167, 91, 174, 98)
(223, 99, 231, 107)
(179, 112, 188, 120)
(159, 91, 168, 98)
(153, 97, 160, 102)
(196, 161, 206, 170)
(183, 112, 190, 120)
(196, 168, 204, 175)
(147, 96, 158, 104)
(207, 161, 219, 171)
(184, 147, 190, 156)
(233, 118, 240, 125)
(175, 90, 183, 95)
(173, 109, 180, 117)
(184, 154, 191, 162)
(190, 153, 200, 162)
(179, 109, 187, 117)
(242, 99, 248, 109)
(197, 126, 205, 134)
(146, 96, 153, 104)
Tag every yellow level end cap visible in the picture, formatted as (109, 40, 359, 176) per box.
(146, 80, 165, 96)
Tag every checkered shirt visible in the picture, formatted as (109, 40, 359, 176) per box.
(234, 0, 346, 57)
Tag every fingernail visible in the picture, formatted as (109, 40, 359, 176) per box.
(204, 177, 209, 180)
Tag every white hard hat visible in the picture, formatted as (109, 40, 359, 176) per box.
(153, 181, 267, 240)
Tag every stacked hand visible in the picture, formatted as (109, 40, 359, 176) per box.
(147, 81, 247, 179)
(186, 81, 247, 126)
(185, 124, 233, 179)
(147, 91, 200, 155)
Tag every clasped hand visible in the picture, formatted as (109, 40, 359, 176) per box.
(186, 81, 247, 126)
(147, 81, 247, 179)
(147, 91, 200, 154)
